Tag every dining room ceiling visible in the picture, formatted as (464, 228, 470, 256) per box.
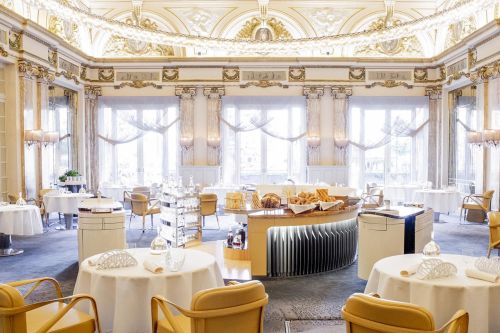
(2, 0, 497, 57)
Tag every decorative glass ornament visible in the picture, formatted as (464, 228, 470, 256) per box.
(150, 227, 169, 255)
(79, 187, 86, 194)
(95, 250, 138, 270)
(416, 258, 457, 280)
(166, 248, 185, 272)
(16, 192, 26, 206)
(422, 240, 441, 258)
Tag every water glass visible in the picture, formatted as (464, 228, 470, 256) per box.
(166, 248, 185, 272)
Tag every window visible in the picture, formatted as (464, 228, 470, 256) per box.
(222, 96, 306, 184)
(98, 96, 178, 186)
(348, 96, 429, 189)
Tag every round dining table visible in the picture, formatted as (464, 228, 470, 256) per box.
(384, 184, 423, 203)
(43, 192, 93, 229)
(74, 248, 224, 333)
(414, 189, 461, 221)
(0, 204, 43, 256)
(365, 254, 500, 333)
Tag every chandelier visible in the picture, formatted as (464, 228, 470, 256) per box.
(19, 0, 496, 54)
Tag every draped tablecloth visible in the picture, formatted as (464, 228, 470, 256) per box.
(365, 254, 500, 333)
(100, 186, 132, 202)
(0, 205, 43, 235)
(414, 189, 461, 214)
(43, 193, 93, 214)
(74, 248, 224, 333)
(384, 184, 423, 203)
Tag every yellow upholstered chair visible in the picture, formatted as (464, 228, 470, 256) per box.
(487, 211, 500, 258)
(199, 193, 219, 229)
(36, 189, 54, 227)
(129, 193, 160, 232)
(151, 280, 268, 333)
(342, 293, 468, 333)
(460, 190, 495, 223)
(0, 277, 101, 333)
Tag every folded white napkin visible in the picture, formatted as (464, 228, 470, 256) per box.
(465, 268, 499, 283)
(400, 264, 420, 277)
(87, 259, 97, 266)
(143, 259, 164, 274)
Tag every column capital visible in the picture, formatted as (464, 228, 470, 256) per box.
(303, 86, 324, 99)
(331, 86, 352, 99)
(425, 85, 442, 100)
(175, 86, 197, 99)
(84, 85, 102, 99)
(203, 87, 225, 99)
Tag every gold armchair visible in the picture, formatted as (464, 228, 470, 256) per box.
(487, 211, 500, 258)
(151, 280, 268, 333)
(0, 277, 101, 333)
(361, 189, 384, 209)
(460, 190, 495, 223)
(199, 193, 219, 229)
(7, 192, 52, 227)
(342, 293, 468, 333)
(126, 192, 161, 232)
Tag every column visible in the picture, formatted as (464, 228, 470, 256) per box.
(36, 69, 54, 191)
(175, 87, 197, 166)
(304, 87, 324, 165)
(332, 86, 352, 166)
(84, 85, 101, 192)
(203, 87, 225, 166)
(426, 86, 442, 189)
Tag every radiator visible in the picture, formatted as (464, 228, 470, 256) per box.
(267, 218, 358, 277)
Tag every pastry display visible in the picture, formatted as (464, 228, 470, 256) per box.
(225, 192, 245, 210)
(289, 191, 319, 205)
(261, 193, 281, 208)
(251, 192, 263, 209)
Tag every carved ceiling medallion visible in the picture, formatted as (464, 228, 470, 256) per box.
(355, 18, 423, 57)
(48, 16, 80, 48)
(236, 17, 292, 40)
(445, 17, 476, 48)
(104, 17, 174, 57)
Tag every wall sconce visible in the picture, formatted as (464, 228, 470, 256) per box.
(180, 136, 194, 150)
(207, 136, 221, 148)
(334, 137, 349, 150)
(24, 129, 61, 148)
(307, 136, 321, 148)
(466, 131, 483, 147)
(483, 129, 500, 148)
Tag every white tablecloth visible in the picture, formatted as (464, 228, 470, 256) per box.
(74, 248, 224, 333)
(202, 185, 242, 202)
(414, 189, 461, 214)
(384, 184, 423, 203)
(365, 254, 500, 333)
(100, 186, 131, 202)
(0, 205, 43, 235)
(43, 193, 93, 214)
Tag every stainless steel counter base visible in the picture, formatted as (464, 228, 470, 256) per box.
(267, 218, 358, 277)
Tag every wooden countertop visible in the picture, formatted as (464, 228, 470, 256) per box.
(248, 205, 358, 219)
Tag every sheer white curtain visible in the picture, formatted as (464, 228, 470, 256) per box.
(221, 96, 307, 185)
(348, 96, 429, 189)
(98, 96, 179, 186)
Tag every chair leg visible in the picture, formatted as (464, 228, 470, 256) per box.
(459, 207, 463, 221)
(202, 216, 205, 228)
(142, 215, 146, 233)
(216, 214, 220, 230)
(488, 247, 492, 258)
(150, 214, 154, 229)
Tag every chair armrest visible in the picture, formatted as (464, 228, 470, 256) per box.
(151, 295, 187, 333)
(149, 199, 161, 209)
(7, 277, 63, 299)
(435, 309, 468, 333)
(226, 281, 240, 286)
(123, 191, 131, 201)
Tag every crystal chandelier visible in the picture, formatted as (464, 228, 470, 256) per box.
(19, 0, 496, 54)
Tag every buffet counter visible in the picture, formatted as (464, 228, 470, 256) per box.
(247, 206, 358, 277)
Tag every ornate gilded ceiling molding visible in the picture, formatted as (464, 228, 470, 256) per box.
(98, 68, 114, 82)
(175, 86, 197, 98)
(0, 46, 7, 57)
(349, 67, 365, 81)
(18, 60, 41, 79)
(425, 85, 442, 99)
(236, 17, 292, 40)
(48, 15, 80, 48)
(223, 67, 240, 82)
(331, 86, 352, 99)
(468, 48, 478, 69)
(48, 49, 58, 67)
(443, 61, 500, 85)
(203, 87, 225, 98)
(303, 86, 324, 99)
(241, 80, 288, 89)
(55, 71, 79, 84)
(445, 17, 476, 48)
(80, 66, 88, 80)
(366, 80, 413, 89)
(114, 80, 162, 89)
(289, 66, 305, 82)
(446, 71, 469, 85)
(9, 30, 22, 51)
(414, 68, 428, 82)
(162, 67, 179, 81)
(84, 85, 102, 99)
